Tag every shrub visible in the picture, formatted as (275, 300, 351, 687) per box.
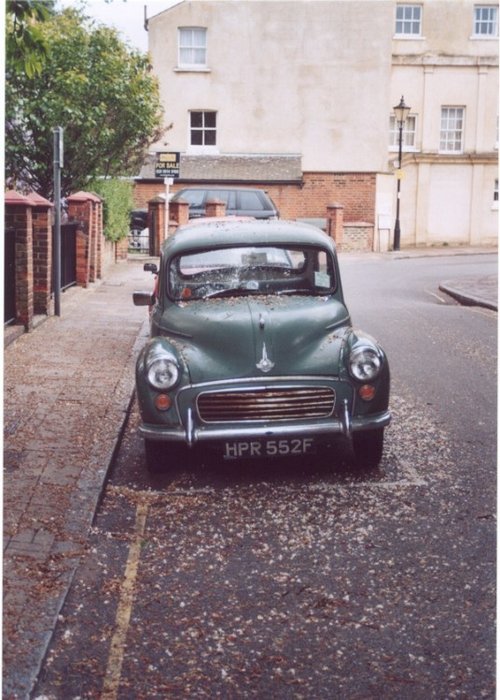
(90, 178, 134, 242)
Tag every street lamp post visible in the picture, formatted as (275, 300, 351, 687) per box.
(393, 96, 411, 251)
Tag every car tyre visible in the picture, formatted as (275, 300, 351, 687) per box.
(352, 429, 384, 469)
(144, 439, 166, 473)
(144, 439, 185, 474)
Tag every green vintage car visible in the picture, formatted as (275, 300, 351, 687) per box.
(133, 219, 390, 472)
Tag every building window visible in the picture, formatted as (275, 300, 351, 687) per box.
(178, 27, 207, 67)
(395, 4, 422, 36)
(389, 114, 417, 149)
(190, 111, 216, 146)
(440, 107, 465, 153)
(473, 5, 498, 36)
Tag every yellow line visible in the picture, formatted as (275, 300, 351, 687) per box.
(101, 501, 149, 699)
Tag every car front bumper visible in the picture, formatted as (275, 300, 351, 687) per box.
(139, 409, 391, 443)
(138, 376, 391, 447)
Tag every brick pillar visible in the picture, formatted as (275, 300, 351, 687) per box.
(28, 193, 53, 315)
(94, 198, 104, 278)
(115, 237, 129, 261)
(76, 227, 89, 286)
(66, 192, 102, 287)
(67, 192, 92, 287)
(169, 199, 190, 232)
(205, 198, 226, 218)
(89, 200, 97, 283)
(5, 191, 34, 330)
(326, 203, 344, 250)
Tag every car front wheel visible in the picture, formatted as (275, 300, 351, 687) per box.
(352, 429, 384, 469)
(144, 439, 185, 474)
(144, 439, 165, 473)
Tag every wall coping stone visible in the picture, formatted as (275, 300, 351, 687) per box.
(27, 192, 53, 208)
(5, 190, 33, 206)
(67, 191, 102, 203)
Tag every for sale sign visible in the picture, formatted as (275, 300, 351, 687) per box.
(155, 152, 180, 178)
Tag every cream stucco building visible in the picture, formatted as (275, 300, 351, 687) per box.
(138, 0, 498, 249)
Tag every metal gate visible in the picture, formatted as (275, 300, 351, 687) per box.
(4, 229, 16, 325)
(59, 222, 78, 290)
(128, 209, 150, 253)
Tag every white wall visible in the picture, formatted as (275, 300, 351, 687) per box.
(148, 0, 498, 247)
(149, 0, 393, 172)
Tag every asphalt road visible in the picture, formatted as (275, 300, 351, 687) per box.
(33, 254, 496, 700)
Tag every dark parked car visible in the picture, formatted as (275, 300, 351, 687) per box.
(171, 187, 279, 219)
(133, 219, 390, 472)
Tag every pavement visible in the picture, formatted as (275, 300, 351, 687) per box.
(2, 247, 497, 699)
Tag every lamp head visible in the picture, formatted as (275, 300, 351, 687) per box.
(393, 96, 411, 125)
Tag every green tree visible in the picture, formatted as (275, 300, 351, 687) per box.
(6, 0, 55, 77)
(6, 6, 164, 198)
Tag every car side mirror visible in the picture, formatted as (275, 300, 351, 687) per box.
(144, 263, 158, 274)
(133, 291, 156, 306)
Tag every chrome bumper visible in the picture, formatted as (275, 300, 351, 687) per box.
(139, 404, 391, 446)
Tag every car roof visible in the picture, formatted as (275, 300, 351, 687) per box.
(162, 219, 336, 257)
(174, 186, 265, 192)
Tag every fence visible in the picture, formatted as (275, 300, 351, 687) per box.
(4, 190, 105, 332)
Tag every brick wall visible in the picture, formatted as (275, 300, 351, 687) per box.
(134, 171, 377, 224)
(5, 189, 130, 336)
(342, 223, 374, 252)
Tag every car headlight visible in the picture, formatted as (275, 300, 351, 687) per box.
(146, 355, 180, 390)
(349, 346, 382, 381)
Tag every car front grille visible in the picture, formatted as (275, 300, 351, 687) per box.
(197, 387, 335, 423)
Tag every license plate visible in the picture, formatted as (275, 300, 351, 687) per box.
(223, 437, 315, 460)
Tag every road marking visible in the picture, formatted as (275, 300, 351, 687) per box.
(101, 501, 149, 699)
(424, 289, 449, 304)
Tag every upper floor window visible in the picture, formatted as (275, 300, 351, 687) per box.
(473, 5, 498, 36)
(178, 27, 207, 67)
(190, 111, 216, 147)
(395, 4, 422, 36)
(389, 114, 417, 150)
(440, 107, 465, 153)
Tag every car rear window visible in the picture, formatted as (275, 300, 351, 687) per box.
(238, 190, 265, 210)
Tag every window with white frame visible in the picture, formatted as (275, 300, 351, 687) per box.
(190, 111, 216, 146)
(473, 5, 498, 36)
(178, 27, 207, 67)
(395, 4, 422, 36)
(440, 107, 465, 153)
(389, 114, 417, 149)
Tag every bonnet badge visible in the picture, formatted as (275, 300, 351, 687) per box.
(257, 342, 275, 373)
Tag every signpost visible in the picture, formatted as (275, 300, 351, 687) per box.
(155, 153, 180, 240)
(53, 126, 64, 316)
(164, 177, 173, 240)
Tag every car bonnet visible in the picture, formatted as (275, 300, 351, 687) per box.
(157, 295, 350, 383)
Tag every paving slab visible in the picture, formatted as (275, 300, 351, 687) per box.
(3, 258, 152, 699)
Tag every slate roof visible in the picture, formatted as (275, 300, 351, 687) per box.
(137, 153, 303, 182)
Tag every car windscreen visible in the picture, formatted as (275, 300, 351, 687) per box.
(168, 245, 336, 301)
